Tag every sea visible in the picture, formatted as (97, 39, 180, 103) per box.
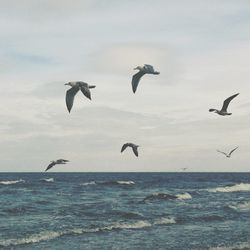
(0, 172, 250, 250)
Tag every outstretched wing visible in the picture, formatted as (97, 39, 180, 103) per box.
(45, 162, 55, 172)
(66, 87, 79, 113)
(121, 144, 128, 153)
(132, 147, 139, 157)
(132, 71, 145, 93)
(217, 150, 228, 157)
(81, 86, 91, 100)
(229, 147, 238, 156)
(221, 93, 239, 112)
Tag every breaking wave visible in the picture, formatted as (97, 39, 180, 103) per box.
(143, 192, 192, 202)
(0, 179, 24, 185)
(80, 181, 97, 186)
(210, 242, 250, 250)
(208, 183, 250, 193)
(175, 192, 192, 200)
(40, 178, 54, 183)
(227, 201, 250, 212)
(0, 218, 175, 247)
(80, 180, 135, 186)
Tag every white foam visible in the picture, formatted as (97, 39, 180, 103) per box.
(210, 242, 250, 250)
(103, 220, 151, 230)
(154, 217, 176, 225)
(0, 231, 62, 247)
(228, 201, 250, 212)
(0, 179, 24, 185)
(0, 218, 176, 247)
(176, 192, 192, 200)
(116, 181, 135, 185)
(208, 183, 250, 193)
(42, 178, 54, 182)
(80, 181, 96, 186)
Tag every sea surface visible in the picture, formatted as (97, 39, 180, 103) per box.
(0, 172, 250, 250)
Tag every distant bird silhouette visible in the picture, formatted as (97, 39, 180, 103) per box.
(181, 167, 187, 171)
(65, 81, 96, 113)
(209, 93, 239, 116)
(121, 143, 140, 157)
(217, 147, 238, 158)
(132, 64, 160, 93)
(45, 159, 69, 171)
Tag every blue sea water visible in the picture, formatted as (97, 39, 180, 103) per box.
(0, 172, 250, 250)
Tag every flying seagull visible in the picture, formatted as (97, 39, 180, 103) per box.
(65, 81, 96, 113)
(45, 159, 69, 171)
(209, 93, 239, 116)
(121, 143, 140, 157)
(181, 167, 188, 171)
(217, 147, 238, 158)
(132, 64, 160, 93)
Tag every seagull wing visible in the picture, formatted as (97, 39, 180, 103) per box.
(217, 150, 228, 157)
(221, 93, 239, 112)
(66, 87, 79, 113)
(80, 86, 92, 100)
(132, 71, 145, 93)
(45, 162, 56, 172)
(132, 147, 139, 157)
(121, 144, 129, 153)
(229, 147, 238, 156)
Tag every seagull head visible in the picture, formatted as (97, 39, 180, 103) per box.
(134, 66, 141, 71)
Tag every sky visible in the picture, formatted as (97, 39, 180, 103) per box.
(0, 0, 250, 172)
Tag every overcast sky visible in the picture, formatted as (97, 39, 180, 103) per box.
(0, 0, 250, 172)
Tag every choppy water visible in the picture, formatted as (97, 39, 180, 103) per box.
(0, 172, 250, 250)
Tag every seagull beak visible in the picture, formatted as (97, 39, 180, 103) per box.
(64, 83, 69, 85)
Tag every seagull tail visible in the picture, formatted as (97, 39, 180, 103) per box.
(89, 85, 96, 89)
(153, 71, 160, 75)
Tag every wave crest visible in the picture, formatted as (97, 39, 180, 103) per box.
(228, 201, 250, 212)
(210, 242, 250, 250)
(80, 181, 97, 186)
(208, 183, 250, 193)
(143, 192, 192, 202)
(154, 217, 176, 225)
(41, 178, 54, 183)
(0, 179, 24, 185)
(0, 218, 175, 247)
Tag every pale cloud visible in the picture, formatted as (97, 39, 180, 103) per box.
(0, 0, 249, 171)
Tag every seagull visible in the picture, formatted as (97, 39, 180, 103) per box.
(209, 93, 239, 116)
(132, 64, 160, 93)
(217, 147, 238, 158)
(65, 81, 96, 113)
(45, 159, 69, 171)
(121, 143, 140, 157)
(181, 167, 187, 171)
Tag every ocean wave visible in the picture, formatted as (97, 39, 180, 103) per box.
(80, 181, 97, 186)
(0, 218, 175, 247)
(0, 231, 63, 247)
(175, 192, 192, 200)
(112, 210, 144, 219)
(210, 242, 250, 250)
(153, 217, 176, 225)
(208, 183, 250, 193)
(101, 180, 135, 186)
(0, 179, 24, 185)
(228, 201, 250, 212)
(80, 180, 135, 186)
(143, 192, 192, 202)
(40, 178, 54, 183)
